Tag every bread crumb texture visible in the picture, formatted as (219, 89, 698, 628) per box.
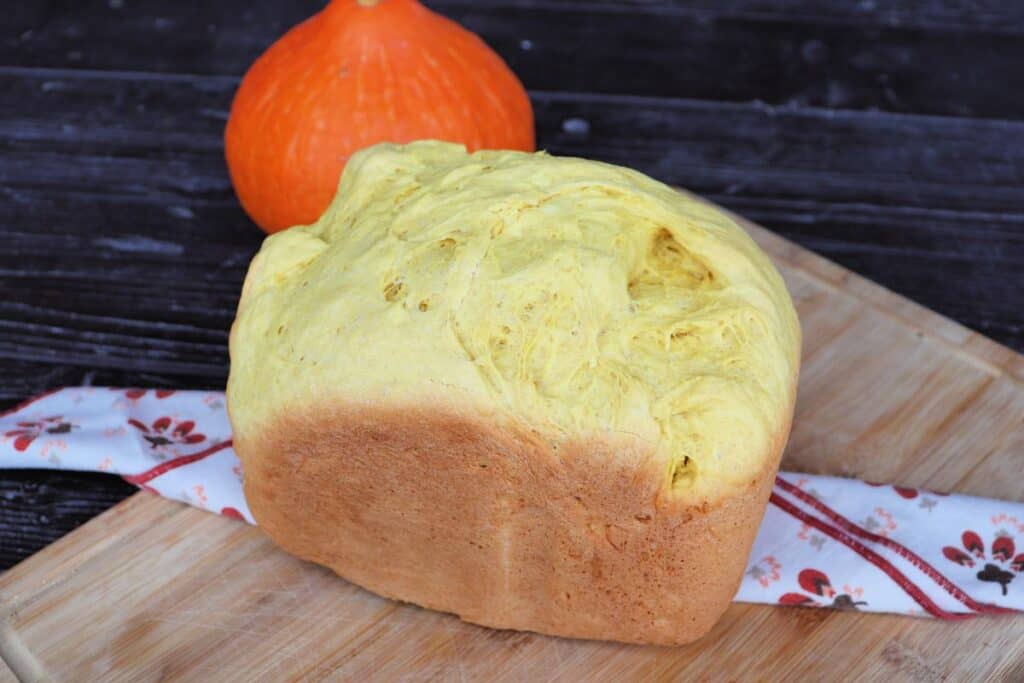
(229, 141, 800, 502)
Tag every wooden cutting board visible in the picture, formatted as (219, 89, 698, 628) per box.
(1, 212, 1022, 682)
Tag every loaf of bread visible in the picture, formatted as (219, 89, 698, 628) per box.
(227, 141, 800, 645)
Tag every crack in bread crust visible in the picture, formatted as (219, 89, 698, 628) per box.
(235, 400, 789, 645)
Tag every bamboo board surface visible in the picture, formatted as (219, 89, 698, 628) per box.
(1, 214, 1022, 682)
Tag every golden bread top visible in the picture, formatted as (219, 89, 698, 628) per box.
(228, 141, 800, 501)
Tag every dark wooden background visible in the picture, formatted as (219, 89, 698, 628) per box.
(1, 1, 1022, 570)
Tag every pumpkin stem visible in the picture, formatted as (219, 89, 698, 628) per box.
(356, 0, 382, 6)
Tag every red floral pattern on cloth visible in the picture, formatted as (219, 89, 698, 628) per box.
(1, 388, 250, 523)
(3, 415, 76, 452)
(117, 388, 176, 400)
(991, 514, 1024, 534)
(861, 507, 897, 537)
(779, 569, 867, 610)
(128, 416, 206, 450)
(1, 387, 1023, 618)
(746, 555, 782, 588)
(866, 481, 951, 499)
(741, 475, 1023, 618)
(220, 507, 245, 521)
(943, 531, 1024, 596)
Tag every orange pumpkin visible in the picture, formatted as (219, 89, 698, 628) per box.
(225, 0, 535, 234)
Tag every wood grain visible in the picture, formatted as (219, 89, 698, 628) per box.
(1, 68, 1021, 382)
(6, 1, 1024, 119)
(0, 469, 137, 569)
(0, 218, 1021, 681)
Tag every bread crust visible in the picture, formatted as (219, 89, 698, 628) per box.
(235, 397, 792, 645)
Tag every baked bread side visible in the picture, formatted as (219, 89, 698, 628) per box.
(228, 141, 801, 644)
(236, 397, 791, 645)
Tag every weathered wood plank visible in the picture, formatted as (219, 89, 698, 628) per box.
(0, 361, 221, 407)
(441, 1, 1024, 30)
(0, 470, 136, 571)
(19, 68, 1020, 211)
(4, 1, 1024, 118)
(2, 69, 1020, 367)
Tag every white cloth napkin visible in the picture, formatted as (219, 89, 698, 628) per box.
(3, 387, 1022, 619)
